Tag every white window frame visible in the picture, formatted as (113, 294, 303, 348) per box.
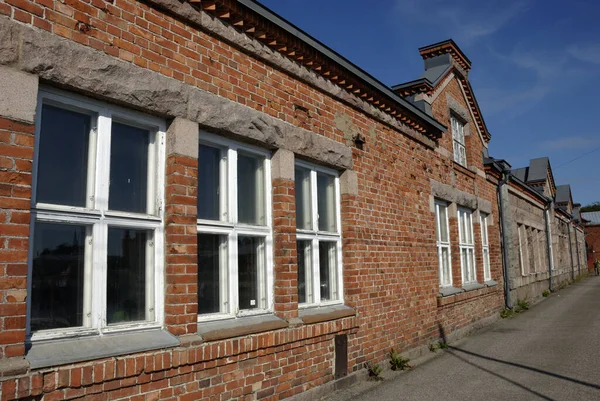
(458, 208, 477, 285)
(28, 88, 166, 342)
(518, 224, 529, 276)
(546, 210, 555, 271)
(451, 115, 467, 167)
(435, 201, 452, 288)
(196, 132, 273, 322)
(295, 161, 343, 308)
(480, 213, 491, 282)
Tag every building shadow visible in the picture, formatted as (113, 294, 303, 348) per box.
(437, 323, 600, 400)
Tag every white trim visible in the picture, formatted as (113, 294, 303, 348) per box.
(458, 208, 476, 285)
(28, 88, 166, 341)
(480, 213, 491, 282)
(435, 200, 453, 288)
(196, 136, 274, 320)
(295, 162, 343, 307)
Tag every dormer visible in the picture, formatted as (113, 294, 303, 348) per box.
(392, 40, 491, 171)
(510, 157, 557, 199)
(555, 185, 574, 215)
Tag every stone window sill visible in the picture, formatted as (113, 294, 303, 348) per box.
(299, 305, 355, 324)
(197, 314, 288, 342)
(438, 281, 499, 307)
(26, 329, 179, 370)
(453, 161, 477, 179)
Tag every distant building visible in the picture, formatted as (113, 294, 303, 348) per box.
(582, 211, 600, 271)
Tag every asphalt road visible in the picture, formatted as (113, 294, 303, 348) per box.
(328, 276, 600, 401)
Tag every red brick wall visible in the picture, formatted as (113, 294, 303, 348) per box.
(0, 117, 34, 360)
(586, 225, 600, 271)
(164, 154, 199, 336)
(0, 0, 503, 399)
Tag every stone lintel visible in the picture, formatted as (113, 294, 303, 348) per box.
(0, 16, 352, 171)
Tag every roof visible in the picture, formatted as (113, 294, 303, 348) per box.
(528, 157, 550, 182)
(511, 167, 528, 182)
(390, 40, 491, 142)
(213, 0, 448, 136)
(582, 212, 600, 225)
(555, 185, 572, 204)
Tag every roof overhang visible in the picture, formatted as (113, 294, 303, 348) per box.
(183, 0, 446, 138)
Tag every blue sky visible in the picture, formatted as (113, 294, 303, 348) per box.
(259, 0, 600, 206)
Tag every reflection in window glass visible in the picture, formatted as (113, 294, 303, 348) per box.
(198, 234, 225, 314)
(238, 236, 263, 310)
(31, 223, 85, 331)
(295, 167, 312, 230)
(297, 240, 312, 304)
(198, 145, 222, 221)
(37, 104, 91, 207)
(317, 172, 336, 232)
(319, 242, 337, 301)
(109, 122, 150, 213)
(107, 228, 149, 324)
(238, 153, 265, 225)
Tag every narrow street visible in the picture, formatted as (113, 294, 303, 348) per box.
(329, 276, 600, 401)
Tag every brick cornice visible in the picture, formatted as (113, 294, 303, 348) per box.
(144, 0, 443, 142)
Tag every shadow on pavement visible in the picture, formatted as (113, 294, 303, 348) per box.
(437, 323, 600, 400)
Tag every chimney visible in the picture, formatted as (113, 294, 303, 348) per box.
(418, 39, 471, 75)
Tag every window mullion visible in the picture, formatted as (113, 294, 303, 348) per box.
(95, 110, 111, 213)
(230, 230, 239, 315)
(312, 238, 320, 305)
(92, 222, 107, 331)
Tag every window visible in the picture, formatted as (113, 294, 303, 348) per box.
(29, 90, 165, 340)
(517, 224, 529, 276)
(196, 133, 273, 319)
(451, 115, 466, 167)
(295, 163, 342, 306)
(435, 201, 452, 287)
(458, 208, 476, 285)
(480, 213, 491, 282)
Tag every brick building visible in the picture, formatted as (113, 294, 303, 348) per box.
(489, 157, 587, 306)
(582, 212, 600, 271)
(0, 1, 587, 400)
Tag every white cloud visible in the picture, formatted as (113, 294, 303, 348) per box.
(395, 0, 531, 45)
(567, 43, 600, 64)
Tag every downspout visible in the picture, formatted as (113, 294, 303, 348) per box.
(574, 223, 581, 276)
(544, 203, 553, 292)
(497, 171, 512, 309)
(567, 219, 575, 281)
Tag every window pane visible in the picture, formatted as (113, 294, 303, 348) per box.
(238, 153, 265, 225)
(437, 204, 448, 242)
(297, 240, 312, 304)
(319, 242, 337, 301)
(441, 247, 450, 286)
(238, 236, 264, 310)
(109, 122, 150, 213)
(31, 222, 85, 331)
(317, 172, 336, 232)
(37, 104, 91, 207)
(295, 167, 312, 230)
(107, 228, 149, 324)
(198, 234, 225, 314)
(198, 145, 223, 221)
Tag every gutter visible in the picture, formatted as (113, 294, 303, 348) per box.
(238, 0, 447, 133)
(567, 219, 575, 281)
(544, 203, 553, 291)
(497, 169, 512, 309)
(574, 222, 581, 276)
